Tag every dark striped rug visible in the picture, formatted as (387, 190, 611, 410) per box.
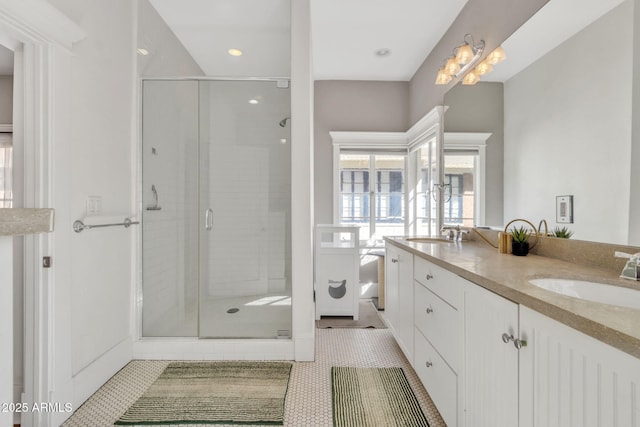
(332, 367, 430, 427)
(115, 361, 292, 425)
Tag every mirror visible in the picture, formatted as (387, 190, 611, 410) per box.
(443, 0, 636, 245)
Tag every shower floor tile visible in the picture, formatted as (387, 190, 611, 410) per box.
(62, 329, 446, 427)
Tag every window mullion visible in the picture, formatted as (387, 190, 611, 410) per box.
(369, 154, 375, 238)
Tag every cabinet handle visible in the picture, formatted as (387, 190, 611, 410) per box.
(502, 333, 527, 349)
(425, 307, 433, 314)
(425, 273, 434, 280)
(391, 258, 398, 263)
(514, 338, 527, 349)
(425, 361, 432, 368)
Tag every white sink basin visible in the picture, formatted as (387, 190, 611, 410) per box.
(529, 278, 640, 310)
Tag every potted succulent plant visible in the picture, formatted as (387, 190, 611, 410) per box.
(511, 226, 531, 256)
(552, 226, 574, 239)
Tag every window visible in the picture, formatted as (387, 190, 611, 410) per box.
(416, 143, 438, 236)
(0, 133, 12, 208)
(339, 153, 406, 242)
(441, 133, 489, 227)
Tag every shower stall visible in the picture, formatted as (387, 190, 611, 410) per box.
(140, 79, 292, 340)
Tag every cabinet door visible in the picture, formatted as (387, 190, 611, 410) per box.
(464, 282, 519, 427)
(383, 245, 413, 363)
(397, 248, 414, 363)
(519, 306, 640, 427)
(384, 245, 400, 330)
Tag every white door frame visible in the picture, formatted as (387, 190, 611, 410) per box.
(0, 2, 84, 426)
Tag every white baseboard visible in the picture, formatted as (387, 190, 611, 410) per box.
(57, 337, 133, 426)
(133, 338, 295, 361)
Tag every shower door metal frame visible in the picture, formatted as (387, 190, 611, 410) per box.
(138, 77, 292, 340)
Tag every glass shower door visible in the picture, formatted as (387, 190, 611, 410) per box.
(141, 80, 199, 337)
(197, 80, 292, 338)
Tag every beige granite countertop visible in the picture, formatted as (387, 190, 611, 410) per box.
(0, 208, 55, 236)
(386, 236, 640, 359)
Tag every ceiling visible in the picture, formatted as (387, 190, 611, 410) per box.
(0, 0, 627, 82)
(150, 0, 468, 81)
(150, 0, 626, 84)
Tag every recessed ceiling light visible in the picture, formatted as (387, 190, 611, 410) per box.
(137, 48, 149, 56)
(228, 48, 243, 57)
(248, 99, 259, 105)
(280, 138, 287, 144)
(375, 48, 391, 57)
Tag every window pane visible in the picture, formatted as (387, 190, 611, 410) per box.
(339, 154, 370, 239)
(373, 155, 404, 238)
(444, 154, 475, 227)
(416, 145, 436, 235)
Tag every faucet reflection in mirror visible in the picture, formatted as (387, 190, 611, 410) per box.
(435, 34, 506, 86)
(432, 182, 451, 202)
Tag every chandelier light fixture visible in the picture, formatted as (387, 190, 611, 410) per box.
(435, 34, 506, 86)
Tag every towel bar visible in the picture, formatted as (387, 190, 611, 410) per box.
(73, 217, 139, 233)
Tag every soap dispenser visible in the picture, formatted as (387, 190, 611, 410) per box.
(615, 251, 640, 280)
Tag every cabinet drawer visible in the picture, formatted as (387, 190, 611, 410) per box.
(414, 328, 458, 427)
(414, 256, 463, 309)
(414, 281, 461, 371)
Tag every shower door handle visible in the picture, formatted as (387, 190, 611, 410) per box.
(205, 208, 213, 230)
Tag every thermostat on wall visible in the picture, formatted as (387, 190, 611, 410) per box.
(556, 195, 573, 224)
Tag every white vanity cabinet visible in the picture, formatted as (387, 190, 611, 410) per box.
(384, 244, 414, 362)
(519, 306, 640, 427)
(413, 257, 464, 427)
(384, 241, 640, 427)
(464, 280, 520, 427)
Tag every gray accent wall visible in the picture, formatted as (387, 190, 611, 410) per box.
(0, 76, 12, 123)
(444, 82, 504, 226)
(313, 80, 410, 225)
(137, 0, 204, 77)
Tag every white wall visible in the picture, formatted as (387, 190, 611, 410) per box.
(630, 0, 640, 246)
(504, 0, 633, 244)
(0, 236, 13, 426)
(45, 1, 137, 416)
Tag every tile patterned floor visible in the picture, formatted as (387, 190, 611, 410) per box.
(63, 329, 446, 427)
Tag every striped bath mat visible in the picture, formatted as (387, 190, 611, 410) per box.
(116, 361, 292, 425)
(332, 366, 430, 427)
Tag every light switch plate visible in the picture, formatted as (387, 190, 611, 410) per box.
(86, 196, 102, 216)
(556, 195, 573, 223)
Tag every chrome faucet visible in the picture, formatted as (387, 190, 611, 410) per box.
(441, 224, 465, 241)
(615, 251, 640, 280)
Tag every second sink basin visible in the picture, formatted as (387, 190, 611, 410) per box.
(529, 278, 640, 310)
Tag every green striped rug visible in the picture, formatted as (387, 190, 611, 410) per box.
(115, 361, 292, 425)
(332, 367, 430, 427)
